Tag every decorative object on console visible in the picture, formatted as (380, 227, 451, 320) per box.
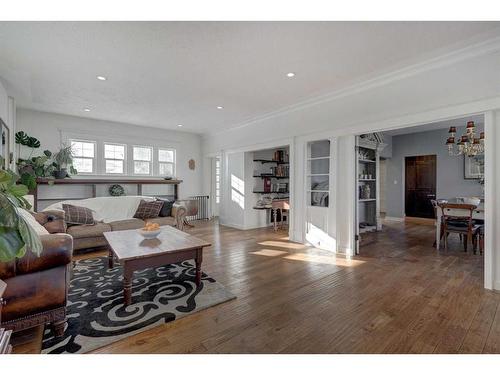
(53, 144, 77, 179)
(133, 199, 164, 219)
(189, 158, 195, 170)
(263, 177, 272, 192)
(446, 121, 484, 157)
(108, 184, 125, 196)
(63, 204, 95, 225)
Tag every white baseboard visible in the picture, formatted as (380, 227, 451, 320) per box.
(494, 280, 500, 291)
(383, 216, 404, 222)
(219, 222, 246, 230)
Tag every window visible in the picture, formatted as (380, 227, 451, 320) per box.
(133, 146, 152, 175)
(158, 148, 175, 177)
(71, 140, 95, 174)
(215, 157, 221, 204)
(104, 143, 126, 174)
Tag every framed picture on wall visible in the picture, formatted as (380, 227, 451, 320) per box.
(464, 154, 484, 180)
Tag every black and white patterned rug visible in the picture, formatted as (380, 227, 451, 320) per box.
(42, 257, 235, 354)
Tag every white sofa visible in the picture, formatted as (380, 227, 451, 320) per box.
(43, 196, 186, 251)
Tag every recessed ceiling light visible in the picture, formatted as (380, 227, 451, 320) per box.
(83, 108, 91, 112)
(177, 124, 183, 127)
(216, 106, 223, 110)
(96, 75, 107, 81)
(286, 72, 295, 78)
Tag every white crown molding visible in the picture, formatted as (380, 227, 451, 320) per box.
(205, 34, 500, 138)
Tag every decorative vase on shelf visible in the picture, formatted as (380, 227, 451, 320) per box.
(362, 184, 371, 199)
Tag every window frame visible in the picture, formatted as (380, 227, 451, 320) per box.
(104, 142, 127, 175)
(158, 148, 176, 178)
(132, 145, 153, 176)
(69, 139, 96, 175)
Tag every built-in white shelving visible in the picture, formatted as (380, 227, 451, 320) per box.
(355, 134, 387, 251)
(306, 140, 331, 208)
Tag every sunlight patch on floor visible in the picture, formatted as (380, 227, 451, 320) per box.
(251, 249, 289, 257)
(257, 240, 307, 250)
(284, 253, 365, 266)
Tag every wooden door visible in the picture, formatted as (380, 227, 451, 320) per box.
(405, 155, 436, 218)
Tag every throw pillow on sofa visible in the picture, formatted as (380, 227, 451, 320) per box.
(156, 198, 174, 217)
(134, 199, 164, 219)
(63, 204, 95, 225)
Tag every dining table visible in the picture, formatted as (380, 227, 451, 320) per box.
(435, 197, 484, 250)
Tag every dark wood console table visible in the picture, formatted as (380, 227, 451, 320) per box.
(33, 178, 183, 211)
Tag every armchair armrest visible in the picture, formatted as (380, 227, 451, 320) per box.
(172, 203, 187, 231)
(32, 210, 67, 234)
(15, 234, 73, 275)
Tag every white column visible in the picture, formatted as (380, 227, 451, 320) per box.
(486, 110, 499, 290)
(336, 135, 356, 257)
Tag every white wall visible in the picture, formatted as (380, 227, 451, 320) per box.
(16, 108, 203, 206)
(385, 126, 484, 218)
(0, 80, 7, 122)
(0, 80, 16, 170)
(202, 41, 500, 289)
(220, 151, 245, 229)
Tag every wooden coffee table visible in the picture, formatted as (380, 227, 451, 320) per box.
(104, 226, 211, 306)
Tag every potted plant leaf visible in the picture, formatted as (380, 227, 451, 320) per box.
(15, 131, 54, 189)
(52, 145, 77, 179)
(0, 169, 43, 262)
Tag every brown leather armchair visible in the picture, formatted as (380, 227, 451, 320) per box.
(0, 233, 73, 338)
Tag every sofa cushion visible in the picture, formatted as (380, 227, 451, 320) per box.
(109, 219, 145, 231)
(145, 216, 176, 226)
(157, 198, 174, 217)
(63, 204, 95, 225)
(67, 222, 112, 239)
(134, 200, 164, 219)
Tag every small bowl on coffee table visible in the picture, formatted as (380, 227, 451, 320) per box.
(138, 228, 160, 239)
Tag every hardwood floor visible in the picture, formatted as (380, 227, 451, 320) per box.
(12, 219, 500, 353)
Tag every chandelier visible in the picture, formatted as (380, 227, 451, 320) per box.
(446, 121, 484, 157)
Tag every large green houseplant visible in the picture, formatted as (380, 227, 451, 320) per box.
(0, 169, 43, 262)
(15, 131, 55, 190)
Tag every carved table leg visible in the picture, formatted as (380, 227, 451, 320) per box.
(108, 248, 114, 268)
(183, 218, 195, 228)
(195, 249, 203, 287)
(123, 264, 133, 306)
(53, 319, 66, 338)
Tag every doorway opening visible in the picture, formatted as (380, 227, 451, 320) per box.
(354, 114, 486, 286)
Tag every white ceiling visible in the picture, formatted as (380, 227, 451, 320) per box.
(0, 22, 499, 135)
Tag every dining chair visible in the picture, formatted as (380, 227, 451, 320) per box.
(431, 199, 451, 247)
(439, 203, 481, 252)
(272, 200, 290, 232)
